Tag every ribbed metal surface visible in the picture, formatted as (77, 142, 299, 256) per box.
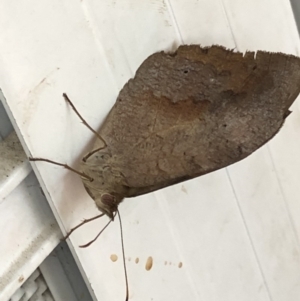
(9, 269, 54, 301)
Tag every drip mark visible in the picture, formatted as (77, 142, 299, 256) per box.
(145, 256, 153, 271)
(110, 254, 118, 262)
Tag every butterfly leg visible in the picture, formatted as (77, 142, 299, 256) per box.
(62, 213, 105, 240)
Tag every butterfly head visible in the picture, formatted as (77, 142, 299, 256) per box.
(83, 183, 121, 220)
(80, 152, 127, 220)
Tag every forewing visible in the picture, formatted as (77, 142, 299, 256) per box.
(97, 45, 300, 195)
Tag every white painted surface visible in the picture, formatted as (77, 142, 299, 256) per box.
(0, 1, 300, 300)
(0, 173, 61, 301)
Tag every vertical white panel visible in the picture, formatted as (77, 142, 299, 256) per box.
(221, 1, 300, 300)
(169, 0, 235, 47)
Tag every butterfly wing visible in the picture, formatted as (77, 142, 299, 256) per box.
(97, 45, 300, 196)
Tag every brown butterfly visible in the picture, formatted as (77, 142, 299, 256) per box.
(30, 44, 300, 219)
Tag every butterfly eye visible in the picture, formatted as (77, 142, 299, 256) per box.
(101, 193, 116, 206)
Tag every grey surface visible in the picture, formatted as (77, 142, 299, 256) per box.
(44, 242, 94, 301)
(0, 90, 13, 141)
(291, 0, 300, 35)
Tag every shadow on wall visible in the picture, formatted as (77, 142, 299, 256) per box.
(0, 90, 13, 141)
(290, 0, 300, 36)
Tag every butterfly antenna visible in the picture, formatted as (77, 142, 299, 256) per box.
(29, 157, 94, 182)
(79, 212, 116, 248)
(117, 209, 129, 301)
(62, 93, 107, 148)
